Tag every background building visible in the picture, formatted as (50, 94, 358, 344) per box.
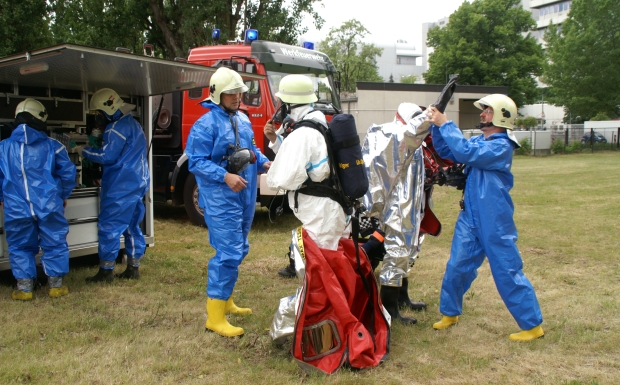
(419, 1, 571, 128)
(529, 0, 572, 46)
(371, 40, 424, 83)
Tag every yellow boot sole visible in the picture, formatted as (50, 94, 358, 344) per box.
(509, 325, 544, 341)
(433, 316, 459, 330)
(205, 320, 244, 337)
(49, 286, 69, 298)
(225, 297, 252, 316)
(205, 298, 245, 337)
(12, 290, 33, 301)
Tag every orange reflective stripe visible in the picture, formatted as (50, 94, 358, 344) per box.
(372, 231, 384, 243)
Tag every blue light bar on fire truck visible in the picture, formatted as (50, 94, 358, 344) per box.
(302, 42, 314, 50)
(244, 29, 258, 45)
(212, 28, 221, 42)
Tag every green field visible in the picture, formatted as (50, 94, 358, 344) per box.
(0, 152, 618, 385)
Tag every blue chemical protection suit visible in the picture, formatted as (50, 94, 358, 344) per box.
(0, 124, 76, 282)
(431, 121, 543, 330)
(82, 113, 150, 269)
(186, 101, 269, 300)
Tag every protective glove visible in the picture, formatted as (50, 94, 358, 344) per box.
(362, 230, 386, 264)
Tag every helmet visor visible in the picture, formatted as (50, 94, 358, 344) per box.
(222, 86, 247, 95)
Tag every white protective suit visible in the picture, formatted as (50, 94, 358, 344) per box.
(266, 106, 349, 250)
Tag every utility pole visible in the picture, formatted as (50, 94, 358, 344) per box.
(539, 90, 546, 130)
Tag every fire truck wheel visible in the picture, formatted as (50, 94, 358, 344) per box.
(184, 173, 206, 227)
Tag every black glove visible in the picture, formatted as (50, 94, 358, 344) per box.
(362, 230, 386, 264)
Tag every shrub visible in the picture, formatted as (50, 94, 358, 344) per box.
(551, 138, 565, 154)
(515, 138, 532, 156)
(565, 141, 582, 154)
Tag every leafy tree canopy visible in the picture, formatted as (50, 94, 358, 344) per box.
(515, 116, 538, 130)
(2, 0, 324, 59)
(424, 0, 543, 107)
(318, 19, 383, 93)
(590, 112, 611, 121)
(400, 74, 417, 84)
(542, 0, 620, 120)
(0, 0, 52, 57)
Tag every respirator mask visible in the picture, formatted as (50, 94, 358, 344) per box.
(222, 114, 256, 174)
(224, 145, 257, 174)
(271, 99, 304, 138)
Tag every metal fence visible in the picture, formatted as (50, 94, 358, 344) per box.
(549, 125, 620, 153)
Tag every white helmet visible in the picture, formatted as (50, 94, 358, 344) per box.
(15, 98, 48, 122)
(275, 74, 318, 104)
(474, 94, 517, 130)
(395, 102, 422, 124)
(90, 88, 136, 116)
(208, 67, 249, 104)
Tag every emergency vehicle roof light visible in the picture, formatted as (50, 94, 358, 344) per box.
(302, 42, 314, 50)
(212, 28, 221, 42)
(244, 29, 258, 45)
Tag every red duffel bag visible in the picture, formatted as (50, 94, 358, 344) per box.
(291, 229, 390, 374)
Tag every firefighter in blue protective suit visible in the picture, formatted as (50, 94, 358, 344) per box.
(76, 88, 150, 283)
(426, 94, 544, 342)
(186, 67, 271, 337)
(0, 98, 76, 300)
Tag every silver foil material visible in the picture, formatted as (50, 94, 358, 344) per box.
(127, 257, 141, 267)
(100, 260, 115, 269)
(48, 276, 63, 288)
(16, 278, 34, 292)
(270, 286, 303, 345)
(270, 228, 306, 343)
(361, 113, 430, 287)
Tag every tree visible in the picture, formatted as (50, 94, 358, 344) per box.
(389, 74, 394, 83)
(46, 0, 324, 59)
(318, 19, 383, 93)
(542, 0, 620, 120)
(424, 0, 543, 107)
(400, 74, 417, 84)
(49, 0, 147, 56)
(0, 0, 52, 57)
(514, 116, 537, 130)
(590, 112, 611, 121)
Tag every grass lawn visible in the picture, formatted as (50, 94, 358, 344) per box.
(0, 152, 618, 385)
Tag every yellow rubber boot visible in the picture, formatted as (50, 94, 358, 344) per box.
(225, 297, 252, 316)
(433, 315, 459, 330)
(12, 290, 33, 301)
(509, 325, 544, 341)
(205, 298, 244, 337)
(49, 286, 69, 298)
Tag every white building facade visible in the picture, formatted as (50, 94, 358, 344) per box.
(529, 0, 572, 46)
(372, 40, 424, 83)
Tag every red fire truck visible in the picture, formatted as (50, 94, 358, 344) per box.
(151, 34, 342, 225)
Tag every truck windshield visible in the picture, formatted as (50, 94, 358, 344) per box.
(265, 66, 341, 114)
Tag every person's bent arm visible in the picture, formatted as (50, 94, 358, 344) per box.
(82, 125, 125, 165)
(427, 107, 458, 162)
(431, 124, 458, 162)
(439, 122, 513, 170)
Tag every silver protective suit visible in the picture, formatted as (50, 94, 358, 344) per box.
(361, 103, 431, 287)
(269, 228, 306, 343)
